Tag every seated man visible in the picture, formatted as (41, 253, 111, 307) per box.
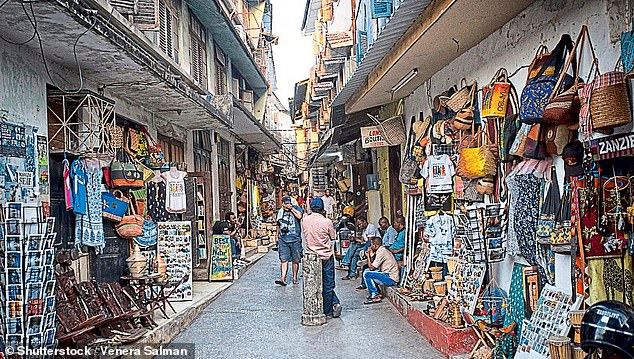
(379, 217, 398, 247)
(389, 216, 406, 262)
(362, 236, 400, 304)
(339, 216, 380, 280)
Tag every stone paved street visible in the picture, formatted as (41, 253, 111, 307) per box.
(170, 251, 443, 359)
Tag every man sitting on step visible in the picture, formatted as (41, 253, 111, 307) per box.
(361, 236, 400, 305)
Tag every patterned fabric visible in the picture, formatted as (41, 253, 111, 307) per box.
(507, 173, 541, 268)
(578, 83, 593, 140)
(75, 159, 104, 254)
(587, 256, 634, 306)
(519, 75, 559, 122)
(497, 263, 527, 359)
(147, 181, 175, 222)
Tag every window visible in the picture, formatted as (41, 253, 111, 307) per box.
(159, 0, 179, 63)
(214, 44, 227, 95)
(190, 13, 208, 90)
(157, 134, 184, 164)
(193, 130, 213, 172)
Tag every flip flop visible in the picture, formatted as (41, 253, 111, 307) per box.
(363, 297, 382, 305)
(292, 279, 300, 285)
(275, 279, 287, 286)
(341, 276, 357, 280)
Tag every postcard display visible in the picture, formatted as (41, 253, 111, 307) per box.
(157, 222, 193, 301)
(0, 122, 55, 353)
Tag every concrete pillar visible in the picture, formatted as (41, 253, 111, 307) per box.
(301, 253, 326, 326)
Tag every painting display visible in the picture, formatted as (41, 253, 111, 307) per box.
(209, 234, 233, 281)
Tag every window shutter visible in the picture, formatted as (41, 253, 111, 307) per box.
(134, 0, 160, 30)
(371, 0, 392, 18)
(159, 2, 168, 53)
(110, 0, 135, 15)
(200, 42, 208, 90)
(172, 11, 179, 63)
(191, 35, 199, 82)
(356, 30, 367, 63)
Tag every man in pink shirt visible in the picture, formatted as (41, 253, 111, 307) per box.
(303, 197, 342, 319)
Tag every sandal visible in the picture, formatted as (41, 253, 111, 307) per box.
(275, 279, 287, 286)
(292, 279, 300, 285)
(341, 276, 357, 280)
(335, 265, 349, 271)
(363, 297, 382, 305)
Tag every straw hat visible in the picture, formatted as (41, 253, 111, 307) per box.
(413, 115, 431, 139)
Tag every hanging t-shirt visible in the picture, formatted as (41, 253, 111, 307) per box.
(162, 170, 187, 213)
(424, 213, 454, 263)
(70, 159, 87, 215)
(420, 154, 455, 193)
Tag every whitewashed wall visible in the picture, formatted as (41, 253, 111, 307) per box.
(403, 0, 625, 293)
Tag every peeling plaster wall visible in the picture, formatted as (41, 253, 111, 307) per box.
(403, 0, 624, 294)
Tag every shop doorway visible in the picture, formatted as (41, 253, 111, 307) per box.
(388, 146, 403, 221)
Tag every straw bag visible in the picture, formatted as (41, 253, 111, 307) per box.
(590, 70, 632, 130)
(454, 84, 477, 131)
(115, 203, 144, 239)
(457, 131, 497, 179)
(475, 176, 495, 195)
(481, 69, 510, 118)
(368, 101, 406, 146)
(400, 124, 422, 184)
(444, 79, 472, 112)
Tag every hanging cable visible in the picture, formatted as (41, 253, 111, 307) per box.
(0, 0, 37, 45)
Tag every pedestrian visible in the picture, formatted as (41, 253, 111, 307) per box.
(275, 196, 303, 286)
(321, 189, 336, 219)
(303, 197, 342, 318)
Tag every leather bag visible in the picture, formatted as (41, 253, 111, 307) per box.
(544, 125, 573, 155)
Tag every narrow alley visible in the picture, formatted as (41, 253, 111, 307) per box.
(170, 252, 442, 359)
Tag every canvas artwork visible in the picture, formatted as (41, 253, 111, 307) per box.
(209, 234, 234, 281)
(157, 221, 193, 301)
(448, 258, 486, 314)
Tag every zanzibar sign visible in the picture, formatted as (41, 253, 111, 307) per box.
(591, 132, 634, 160)
(360, 126, 388, 148)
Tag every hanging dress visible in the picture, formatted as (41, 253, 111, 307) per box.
(74, 159, 104, 254)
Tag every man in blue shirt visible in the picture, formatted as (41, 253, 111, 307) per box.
(378, 216, 398, 247)
(276, 196, 304, 286)
(389, 216, 406, 262)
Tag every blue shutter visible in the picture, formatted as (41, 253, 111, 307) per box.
(356, 30, 367, 64)
(371, 0, 392, 18)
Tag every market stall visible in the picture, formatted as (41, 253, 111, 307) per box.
(392, 24, 634, 359)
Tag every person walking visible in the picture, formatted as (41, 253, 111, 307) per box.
(303, 197, 342, 319)
(275, 196, 303, 286)
(321, 189, 336, 219)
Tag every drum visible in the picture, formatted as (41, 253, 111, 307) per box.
(548, 335, 571, 359)
(569, 310, 586, 327)
(423, 279, 435, 292)
(430, 267, 444, 281)
(434, 281, 447, 296)
(571, 346, 585, 359)
(446, 256, 459, 274)
(445, 276, 453, 290)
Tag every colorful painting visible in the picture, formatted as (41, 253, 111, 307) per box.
(209, 235, 233, 281)
(157, 221, 193, 301)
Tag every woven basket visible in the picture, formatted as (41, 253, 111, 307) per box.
(370, 114, 406, 146)
(590, 71, 632, 130)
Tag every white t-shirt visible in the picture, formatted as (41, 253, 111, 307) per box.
(420, 154, 455, 193)
(162, 170, 187, 213)
(424, 213, 454, 263)
(321, 195, 336, 216)
(363, 223, 381, 241)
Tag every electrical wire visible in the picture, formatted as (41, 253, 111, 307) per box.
(0, 0, 37, 45)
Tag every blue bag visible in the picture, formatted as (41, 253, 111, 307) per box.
(102, 190, 129, 222)
(134, 219, 158, 248)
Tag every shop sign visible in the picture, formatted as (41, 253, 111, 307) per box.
(591, 132, 634, 160)
(0, 122, 26, 157)
(360, 126, 388, 148)
(326, 32, 353, 48)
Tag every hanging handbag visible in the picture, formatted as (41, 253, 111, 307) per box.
(550, 186, 572, 250)
(522, 123, 547, 159)
(457, 131, 497, 179)
(475, 176, 496, 195)
(537, 166, 560, 244)
(134, 219, 158, 248)
(590, 70, 632, 131)
(368, 100, 406, 146)
(400, 120, 422, 184)
(621, 23, 634, 74)
(500, 85, 521, 163)
(102, 190, 130, 222)
(115, 202, 144, 239)
(544, 125, 573, 155)
(140, 127, 168, 169)
(509, 122, 531, 158)
(481, 69, 510, 118)
(111, 149, 144, 189)
(520, 35, 575, 123)
(463, 178, 484, 202)
(444, 79, 472, 112)
(453, 83, 477, 131)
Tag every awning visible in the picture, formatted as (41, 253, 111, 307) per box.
(232, 98, 282, 154)
(292, 80, 309, 120)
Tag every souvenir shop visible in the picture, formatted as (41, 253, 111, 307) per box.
(390, 23, 634, 359)
(0, 88, 240, 353)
